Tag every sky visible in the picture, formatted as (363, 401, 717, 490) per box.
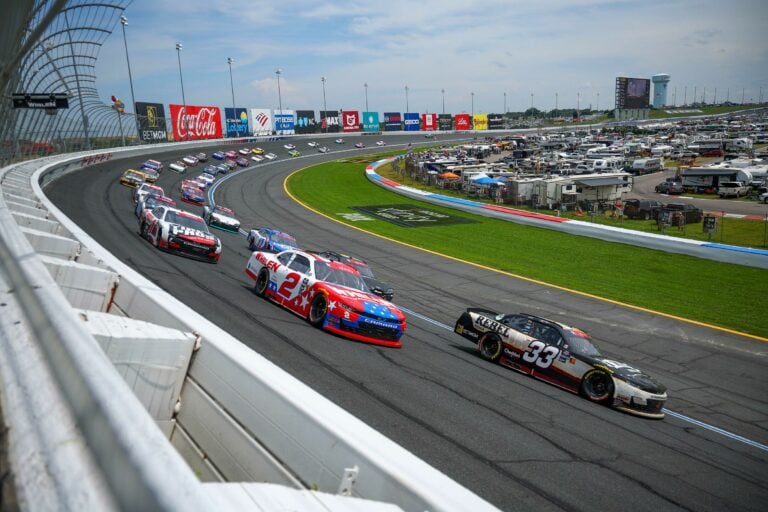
(94, 0, 768, 115)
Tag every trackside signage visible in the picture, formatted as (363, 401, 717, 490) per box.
(224, 107, 249, 137)
(438, 114, 452, 131)
(274, 110, 295, 134)
(403, 112, 420, 131)
(169, 104, 222, 140)
(421, 113, 437, 131)
(342, 111, 360, 132)
(136, 101, 168, 142)
(473, 113, 488, 131)
(250, 108, 272, 135)
(384, 112, 401, 131)
(295, 110, 317, 134)
(488, 113, 504, 130)
(320, 110, 340, 133)
(454, 113, 471, 130)
(362, 111, 380, 132)
(351, 204, 478, 227)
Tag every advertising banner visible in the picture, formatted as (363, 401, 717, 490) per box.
(274, 110, 295, 134)
(250, 108, 272, 135)
(403, 112, 420, 131)
(421, 113, 437, 131)
(135, 101, 168, 142)
(454, 113, 471, 131)
(362, 111, 380, 132)
(384, 112, 401, 131)
(438, 114, 452, 131)
(342, 110, 360, 132)
(169, 104, 222, 140)
(224, 107, 249, 137)
(473, 113, 488, 131)
(488, 113, 504, 130)
(319, 110, 340, 133)
(295, 110, 317, 134)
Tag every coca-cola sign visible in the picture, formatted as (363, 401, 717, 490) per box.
(169, 104, 223, 140)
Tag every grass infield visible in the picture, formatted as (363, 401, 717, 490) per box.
(286, 159, 768, 339)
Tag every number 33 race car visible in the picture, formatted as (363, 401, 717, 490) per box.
(454, 308, 667, 418)
(245, 249, 406, 347)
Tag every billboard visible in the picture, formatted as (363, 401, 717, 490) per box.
(342, 111, 360, 132)
(473, 114, 488, 131)
(295, 110, 317, 134)
(421, 113, 437, 131)
(274, 110, 295, 134)
(362, 111, 380, 132)
(403, 112, 420, 131)
(438, 114, 452, 131)
(454, 113, 471, 131)
(615, 77, 650, 109)
(135, 101, 167, 143)
(224, 107, 249, 137)
(169, 104, 222, 140)
(320, 110, 340, 133)
(250, 108, 272, 135)
(488, 113, 504, 130)
(384, 112, 401, 131)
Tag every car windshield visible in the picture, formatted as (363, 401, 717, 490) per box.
(347, 260, 375, 279)
(563, 330, 602, 357)
(314, 261, 369, 291)
(214, 206, 234, 216)
(273, 232, 298, 248)
(165, 211, 209, 232)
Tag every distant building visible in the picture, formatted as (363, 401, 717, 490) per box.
(652, 74, 671, 108)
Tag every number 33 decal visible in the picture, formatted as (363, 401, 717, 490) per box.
(522, 340, 560, 368)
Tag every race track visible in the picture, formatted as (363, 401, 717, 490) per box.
(45, 135, 768, 512)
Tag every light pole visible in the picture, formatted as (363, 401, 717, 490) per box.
(405, 85, 409, 112)
(441, 88, 445, 114)
(555, 92, 558, 116)
(227, 57, 238, 137)
(577, 92, 580, 120)
(702, 86, 706, 104)
(713, 87, 717, 105)
(471, 92, 474, 130)
(596, 92, 600, 112)
(684, 86, 687, 106)
(742, 87, 745, 104)
(503, 91, 507, 114)
(119, 15, 137, 138)
(364, 82, 368, 111)
(321, 76, 327, 133)
(275, 68, 283, 133)
(693, 86, 697, 105)
(175, 42, 187, 140)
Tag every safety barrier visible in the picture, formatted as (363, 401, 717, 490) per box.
(0, 144, 500, 512)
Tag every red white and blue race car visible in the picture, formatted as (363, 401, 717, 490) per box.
(180, 181, 205, 205)
(454, 309, 668, 418)
(245, 250, 406, 347)
(139, 205, 221, 263)
(247, 227, 298, 253)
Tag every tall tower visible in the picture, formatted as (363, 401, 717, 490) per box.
(652, 74, 671, 108)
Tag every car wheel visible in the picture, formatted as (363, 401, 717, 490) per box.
(308, 294, 327, 327)
(580, 369, 614, 403)
(255, 269, 269, 296)
(478, 333, 502, 362)
(139, 221, 148, 238)
(155, 228, 162, 248)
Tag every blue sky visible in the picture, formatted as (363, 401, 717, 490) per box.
(95, 0, 768, 115)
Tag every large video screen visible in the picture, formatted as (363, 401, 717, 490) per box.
(616, 77, 650, 109)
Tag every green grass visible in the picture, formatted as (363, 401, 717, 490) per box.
(287, 160, 768, 339)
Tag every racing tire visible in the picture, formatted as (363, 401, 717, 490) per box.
(139, 221, 148, 239)
(154, 228, 162, 248)
(308, 294, 327, 327)
(580, 370, 614, 403)
(254, 269, 269, 297)
(478, 333, 502, 362)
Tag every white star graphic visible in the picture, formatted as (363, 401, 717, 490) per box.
(299, 295, 309, 309)
(328, 300, 337, 311)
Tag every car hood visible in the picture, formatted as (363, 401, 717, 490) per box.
(362, 276, 393, 298)
(212, 213, 239, 224)
(581, 356, 666, 393)
(321, 283, 404, 322)
(168, 224, 217, 245)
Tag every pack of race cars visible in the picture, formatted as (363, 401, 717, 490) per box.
(123, 144, 668, 418)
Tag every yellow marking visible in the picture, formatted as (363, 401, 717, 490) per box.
(283, 167, 768, 343)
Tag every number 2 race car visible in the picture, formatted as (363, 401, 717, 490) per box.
(139, 205, 221, 263)
(245, 250, 406, 347)
(454, 309, 667, 418)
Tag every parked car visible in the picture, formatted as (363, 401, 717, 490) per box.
(656, 203, 703, 225)
(623, 199, 665, 220)
(655, 181, 684, 194)
(717, 181, 750, 198)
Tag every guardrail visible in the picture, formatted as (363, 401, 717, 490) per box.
(365, 158, 768, 269)
(0, 143, 500, 512)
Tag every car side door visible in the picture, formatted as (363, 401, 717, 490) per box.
(271, 252, 311, 306)
(520, 321, 564, 374)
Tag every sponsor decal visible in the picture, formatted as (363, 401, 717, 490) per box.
(475, 315, 510, 337)
(438, 114, 452, 131)
(454, 114, 471, 130)
(504, 348, 521, 359)
(488, 113, 504, 130)
(224, 107, 249, 137)
(362, 111, 380, 132)
(295, 110, 317, 134)
(320, 110, 340, 133)
(403, 112, 420, 132)
(250, 108, 272, 135)
(338, 213, 374, 221)
(384, 112, 401, 131)
(169, 104, 222, 140)
(274, 110, 295, 134)
(80, 153, 113, 166)
(350, 204, 478, 227)
(421, 113, 437, 131)
(342, 111, 360, 132)
(136, 102, 168, 142)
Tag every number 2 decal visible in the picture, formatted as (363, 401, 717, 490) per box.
(522, 340, 560, 369)
(277, 272, 301, 298)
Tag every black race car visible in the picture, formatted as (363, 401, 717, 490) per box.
(454, 309, 667, 418)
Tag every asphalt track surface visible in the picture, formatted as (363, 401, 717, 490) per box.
(45, 135, 768, 512)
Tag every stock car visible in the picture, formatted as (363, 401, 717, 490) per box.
(354, 142, 365, 148)
(203, 164, 219, 175)
(238, 148, 250, 155)
(315, 251, 394, 301)
(245, 249, 406, 347)
(317, 146, 329, 153)
(215, 163, 231, 174)
(224, 150, 237, 160)
(251, 147, 265, 155)
(235, 156, 250, 167)
(138, 167, 160, 183)
(335, 138, 345, 144)
(133, 183, 164, 204)
(247, 227, 299, 253)
(141, 159, 163, 171)
(307, 141, 318, 147)
(251, 155, 265, 163)
(119, 169, 145, 188)
(139, 205, 221, 263)
(264, 153, 277, 160)
(182, 155, 198, 166)
(202, 204, 240, 232)
(196, 172, 216, 189)
(169, 161, 187, 173)
(454, 309, 667, 419)
(212, 151, 226, 160)
(134, 193, 176, 218)
(196, 152, 208, 162)
(180, 182, 206, 205)
(375, 140, 386, 146)
(288, 149, 300, 157)
(283, 143, 296, 150)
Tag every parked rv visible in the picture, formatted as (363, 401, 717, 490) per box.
(630, 158, 662, 175)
